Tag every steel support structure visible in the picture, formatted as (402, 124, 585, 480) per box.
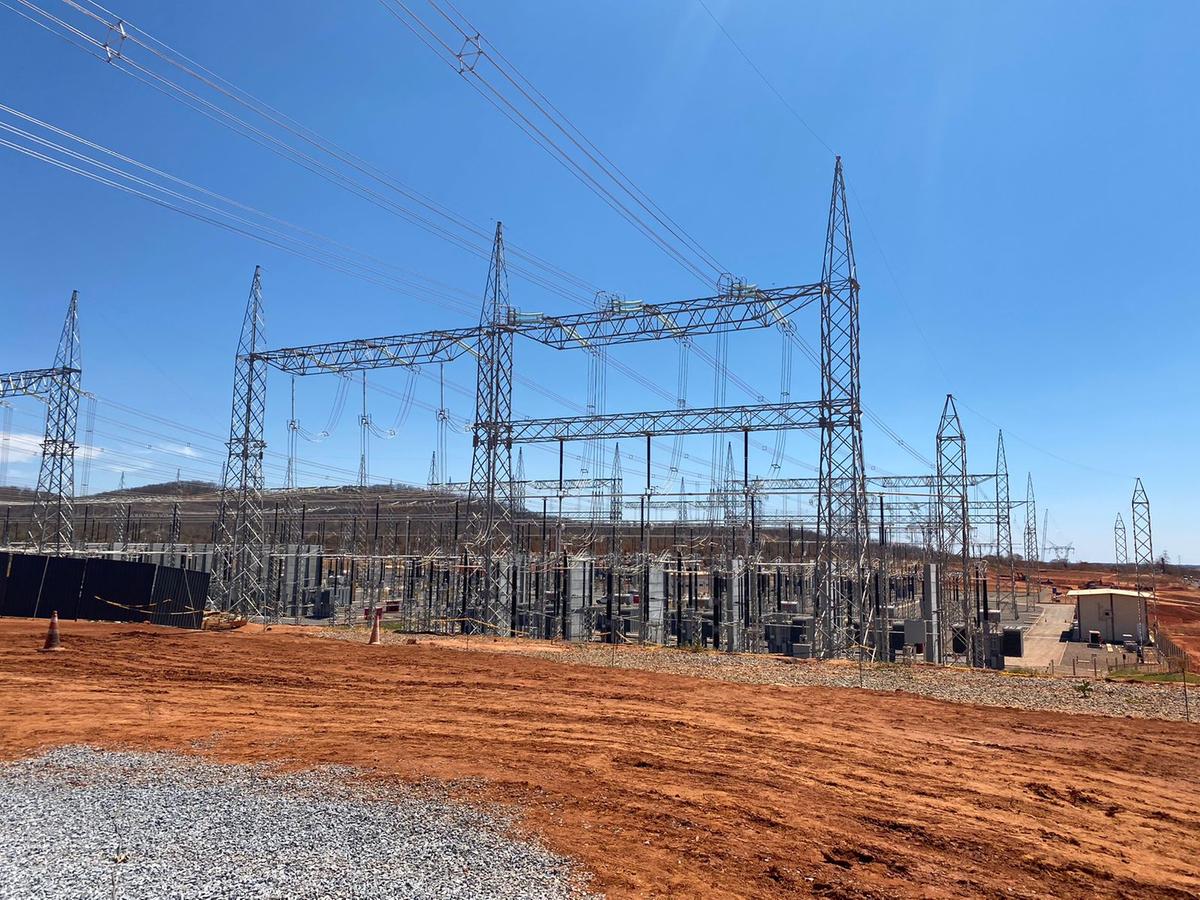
(1023, 475, 1039, 600)
(742, 473, 994, 492)
(0, 292, 81, 554)
(210, 268, 268, 616)
(815, 157, 870, 659)
(993, 431, 1016, 617)
(1131, 478, 1155, 642)
(208, 160, 871, 646)
(935, 394, 973, 662)
(465, 223, 517, 631)
(507, 400, 832, 444)
(1114, 512, 1128, 568)
(512, 283, 821, 348)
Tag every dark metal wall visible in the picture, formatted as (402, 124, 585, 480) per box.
(0, 551, 207, 628)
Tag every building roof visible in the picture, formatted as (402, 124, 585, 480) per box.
(1067, 589, 1151, 598)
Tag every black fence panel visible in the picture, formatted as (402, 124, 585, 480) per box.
(79, 559, 157, 623)
(147, 565, 207, 629)
(39, 557, 87, 620)
(0, 552, 9, 615)
(0, 552, 206, 629)
(3, 554, 48, 618)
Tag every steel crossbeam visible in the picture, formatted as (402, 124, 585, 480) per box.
(507, 399, 835, 444)
(0, 367, 71, 399)
(249, 285, 822, 376)
(509, 283, 822, 349)
(741, 473, 994, 492)
(254, 328, 480, 374)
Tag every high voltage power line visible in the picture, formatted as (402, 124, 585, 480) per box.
(2, 0, 603, 304)
(0, 98, 817, 480)
(2, 0, 925, 484)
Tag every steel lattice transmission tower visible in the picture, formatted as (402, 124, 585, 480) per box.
(465, 223, 517, 632)
(1114, 513, 1128, 569)
(935, 394, 971, 659)
(993, 430, 1016, 617)
(210, 267, 268, 616)
(610, 443, 623, 524)
(1023, 474, 1039, 598)
(29, 292, 81, 554)
(111, 471, 129, 557)
(815, 157, 870, 658)
(1130, 478, 1155, 640)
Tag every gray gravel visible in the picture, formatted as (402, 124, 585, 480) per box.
(520, 642, 1193, 722)
(312, 626, 1193, 722)
(0, 747, 595, 900)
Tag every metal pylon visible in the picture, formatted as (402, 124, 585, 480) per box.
(1023, 474, 1039, 600)
(515, 447, 527, 512)
(30, 292, 81, 554)
(993, 430, 1016, 617)
(935, 394, 972, 661)
(111, 471, 129, 558)
(1131, 478, 1155, 641)
(210, 267, 268, 617)
(1114, 512, 1128, 568)
(610, 443, 623, 524)
(465, 223, 516, 633)
(282, 376, 304, 620)
(815, 156, 870, 659)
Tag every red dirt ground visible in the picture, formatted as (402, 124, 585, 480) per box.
(1, 618, 1198, 899)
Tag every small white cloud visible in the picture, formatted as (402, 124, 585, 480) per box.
(0, 432, 103, 463)
(0, 433, 46, 464)
(155, 442, 201, 459)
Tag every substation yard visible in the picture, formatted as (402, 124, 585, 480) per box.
(2, 619, 1198, 899)
(1034, 565, 1200, 669)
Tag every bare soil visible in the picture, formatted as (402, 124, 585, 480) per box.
(1, 618, 1198, 899)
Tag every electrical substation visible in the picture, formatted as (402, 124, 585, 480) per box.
(0, 160, 1162, 669)
(2, 4, 1197, 898)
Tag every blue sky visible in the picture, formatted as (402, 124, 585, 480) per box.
(1, 1, 1196, 562)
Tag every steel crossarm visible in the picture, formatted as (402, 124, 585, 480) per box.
(869, 473, 993, 489)
(0, 367, 72, 399)
(248, 283, 823, 375)
(508, 283, 823, 350)
(523, 477, 619, 492)
(507, 399, 836, 444)
(418, 476, 618, 494)
(739, 473, 994, 493)
(252, 327, 484, 375)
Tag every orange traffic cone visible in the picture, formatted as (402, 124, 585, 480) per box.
(367, 608, 382, 645)
(39, 610, 64, 652)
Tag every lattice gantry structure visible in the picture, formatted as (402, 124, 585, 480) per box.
(993, 431, 1016, 613)
(1114, 512, 1128, 568)
(466, 224, 517, 628)
(1023, 474, 1039, 597)
(0, 292, 82, 554)
(1130, 478, 1155, 640)
(934, 394, 973, 659)
(816, 158, 871, 657)
(208, 159, 874, 656)
(210, 269, 268, 616)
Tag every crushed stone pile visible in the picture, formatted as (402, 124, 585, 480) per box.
(0, 746, 593, 900)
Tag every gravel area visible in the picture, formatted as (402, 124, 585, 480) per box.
(307, 625, 1193, 722)
(0, 747, 594, 900)
(521, 643, 1193, 722)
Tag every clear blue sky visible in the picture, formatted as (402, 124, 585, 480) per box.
(1, 1, 1196, 562)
